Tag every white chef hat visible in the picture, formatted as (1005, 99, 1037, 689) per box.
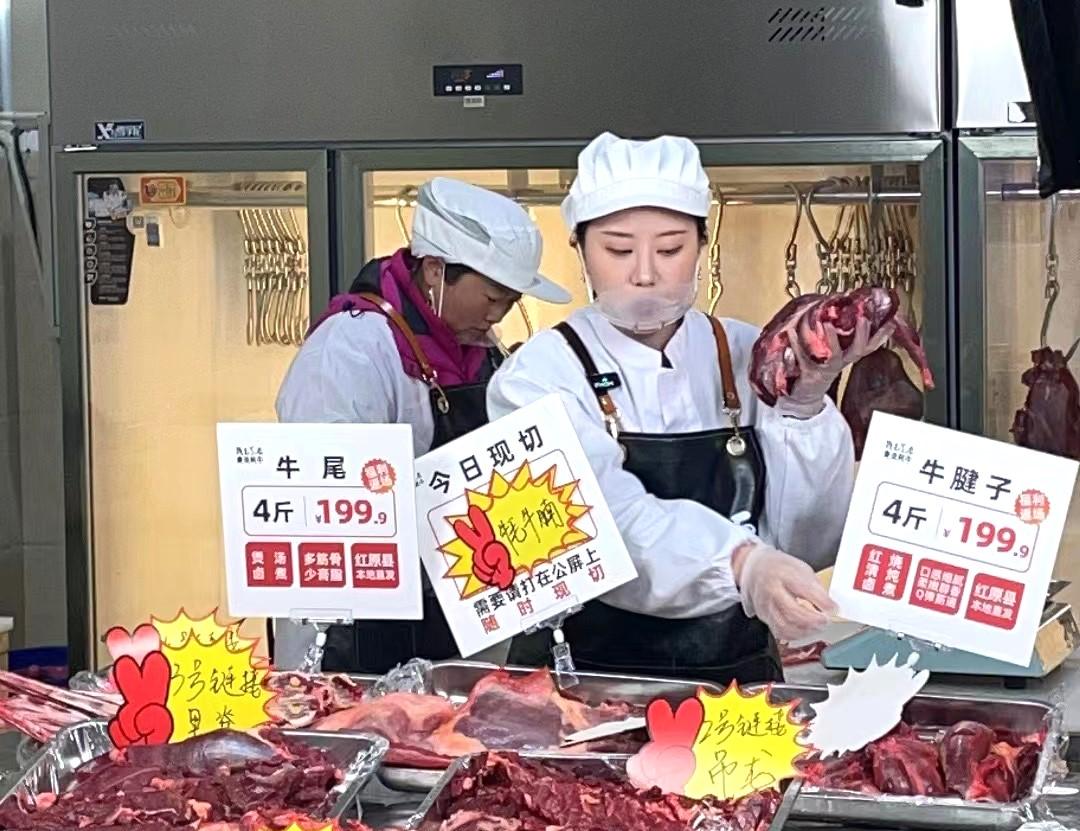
(561, 132, 712, 232)
(411, 178, 570, 304)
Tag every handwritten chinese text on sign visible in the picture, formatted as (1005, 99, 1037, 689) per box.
(832, 412, 1079, 666)
(414, 394, 638, 657)
(216, 423, 420, 621)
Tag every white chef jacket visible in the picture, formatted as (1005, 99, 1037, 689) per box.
(273, 308, 511, 667)
(486, 305, 854, 620)
(276, 310, 436, 456)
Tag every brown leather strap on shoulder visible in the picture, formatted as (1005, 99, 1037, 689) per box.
(708, 315, 742, 413)
(355, 292, 437, 384)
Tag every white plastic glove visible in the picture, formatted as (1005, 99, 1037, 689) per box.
(733, 542, 837, 642)
(776, 316, 894, 419)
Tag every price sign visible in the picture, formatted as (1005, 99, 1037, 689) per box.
(627, 685, 808, 801)
(832, 413, 1079, 666)
(216, 423, 420, 621)
(413, 394, 637, 657)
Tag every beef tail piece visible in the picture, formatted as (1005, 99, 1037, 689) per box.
(1010, 343, 1080, 460)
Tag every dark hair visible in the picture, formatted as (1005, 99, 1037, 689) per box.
(575, 216, 708, 245)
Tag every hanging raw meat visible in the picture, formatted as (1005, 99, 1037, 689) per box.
(1010, 345, 1080, 460)
(841, 349, 925, 459)
(749, 286, 934, 412)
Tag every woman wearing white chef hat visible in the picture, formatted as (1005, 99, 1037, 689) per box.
(489, 133, 875, 684)
(275, 177, 570, 673)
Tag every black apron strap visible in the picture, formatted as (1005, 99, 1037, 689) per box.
(554, 321, 622, 434)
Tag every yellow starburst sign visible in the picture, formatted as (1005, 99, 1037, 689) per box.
(440, 460, 593, 598)
(155, 610, 272, 742)
(685, 684, 808, 801)
(152, 609, 257, 652)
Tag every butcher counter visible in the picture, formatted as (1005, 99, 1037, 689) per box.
(787, 622, 1080, 746)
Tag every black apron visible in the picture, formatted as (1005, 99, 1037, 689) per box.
(319, 275, 505, 674)
(509, 318, 783, 686)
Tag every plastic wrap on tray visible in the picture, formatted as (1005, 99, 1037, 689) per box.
(0, 720, 389, 823)
(365, 658, 436, 699)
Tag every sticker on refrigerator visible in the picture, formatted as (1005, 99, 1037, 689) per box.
(95, 120, 146, 143)
(140, 176, 187, 206)
(85, 177, 136, 306)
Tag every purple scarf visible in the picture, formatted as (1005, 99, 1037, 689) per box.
(309, 248, 489, 386)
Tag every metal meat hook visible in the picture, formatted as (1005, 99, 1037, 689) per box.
(1040, 194, 1060, 349)
(783, 183, 804, 299)
(707, 186, 726, 314)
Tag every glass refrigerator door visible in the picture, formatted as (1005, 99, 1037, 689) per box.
(56, 151, 329, 669)
(338, 141, 948, 422)
(958, 134, 1080, 611)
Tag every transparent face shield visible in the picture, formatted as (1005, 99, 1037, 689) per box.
(575, 243, 701, 334)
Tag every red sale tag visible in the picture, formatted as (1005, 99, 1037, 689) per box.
(245, 542, 293, 588)
(965, 573, 1024, 630)
(298, 543, 347, 587)
(351, 543, 401, 588)
(854, 545, 912, 600)
(909, 559, 968, 616)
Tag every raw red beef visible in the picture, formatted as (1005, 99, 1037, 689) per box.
(940, 721, 996, 796)
(800, 720, 1043, 803)
(0, 670, 120, 742)
(750, 286, 933, 408)
(779, 640, 828, 667)
(840, 348, 924, 460)
(420, 751, 780, 831)
(966, 741, 1041, 803)
(797, 751, 878, 794)
(0, 729, 346, 830)
(312, 668, 640, 767)
(437, 668, 636, 750)
(867, 725, 946, 796)
(1011, 345, 1080, 459)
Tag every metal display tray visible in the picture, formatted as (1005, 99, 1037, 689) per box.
(0, 720, 389, 822)
(403, 751, 802, 831)
(755, 683, 1064, 831)
(371, 660, 723, 796)
(427, 659, 723, 706)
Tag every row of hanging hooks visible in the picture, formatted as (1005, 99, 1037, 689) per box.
(705, 177, 919, 316)
(239, 182, 309, 346)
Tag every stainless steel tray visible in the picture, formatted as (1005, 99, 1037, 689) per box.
(752, 683, 1064, 831)
(0, 721, 389, 822)
(429, 659, 722, 706)
(373, 660, 723, 795)
(403, 751, 801, 831)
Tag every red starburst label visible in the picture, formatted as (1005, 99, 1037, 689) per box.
(1014, 489, 1050, 525)
(361, 458, 396, 493)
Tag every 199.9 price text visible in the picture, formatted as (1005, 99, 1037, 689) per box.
(868, 482, 1037, 574)
(241, 486, 397, 538)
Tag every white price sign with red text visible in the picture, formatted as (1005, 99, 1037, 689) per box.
(832, 412, 1079, 666)
(216, 423, 421, 621)
(414, 394, 637, 657)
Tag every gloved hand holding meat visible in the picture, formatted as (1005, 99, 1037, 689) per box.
(750, 286, 934, 424)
